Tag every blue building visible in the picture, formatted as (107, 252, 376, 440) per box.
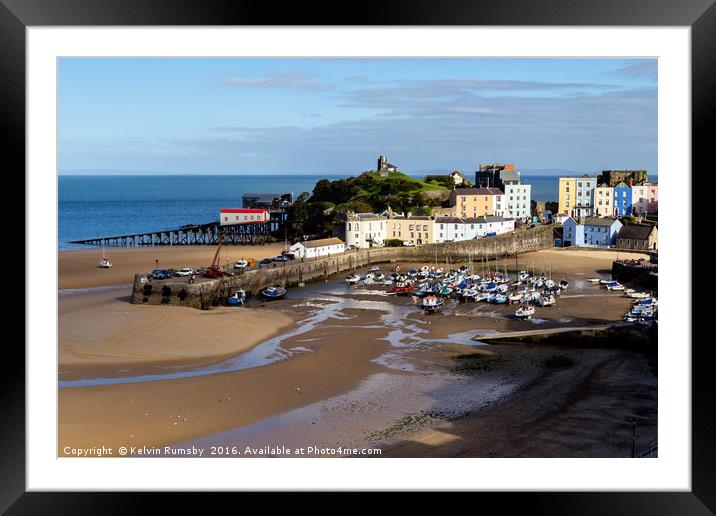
(612, 182, 632, 217)
(562, 216, 623, 247)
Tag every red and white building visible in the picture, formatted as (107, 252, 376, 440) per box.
(219, 208, 269, 225)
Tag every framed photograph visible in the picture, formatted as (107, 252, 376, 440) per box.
(4, 0, 710, 511)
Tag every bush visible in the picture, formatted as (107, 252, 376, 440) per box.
(384, 238, 404, 247)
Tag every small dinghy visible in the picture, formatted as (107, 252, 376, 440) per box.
(369, 266, 380, 273)
(515, 304, 535, 319)
(559, 280, 569, 289)
(346, 274, 362, 285)
(226, 290, 246, 306)
(261, 286, 287, 300)
(587, 278, 602, 283)
(508, 292, 524, 304)
(421, 295, 444, 313)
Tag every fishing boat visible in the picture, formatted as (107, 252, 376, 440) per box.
(634, 297, 658, 306)
(369, 266, 380, 273)
(97, 246, 112, 268)
(587, 278, 601, 283)
(226, 290, 246, 306)
(605, 281, 624, 291)
(515, 304, 535, 319)
(559, 280, 569, 289)
(373, 273, 385, 281)
(421, 295, 444, 313)
(438, 285, 453, 297)
(346, 274, 362, 285)
(392, 282, 414, 295)
(260, 286, 287, 300)
(599, 279, 612, 285)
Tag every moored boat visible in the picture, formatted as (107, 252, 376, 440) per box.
(421, 295, 444, 313)
(261, 286, 287, 300)
(515, 304, 535, 319)
(346, 274, 362, 285)
(392, 282, 414, 295)
(226, 290, 246, 305)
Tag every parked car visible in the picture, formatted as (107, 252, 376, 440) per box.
(347, 244, 356, 250)
(259, 258, 274, 265)
(402, 241, 415, 247)
(281, 251, 296, 260)
(151, 269, 172, 280)
(175, 267, 194, 277)
(273, 255, 289, 262)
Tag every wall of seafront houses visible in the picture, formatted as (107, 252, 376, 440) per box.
(130, 225, 553, 310)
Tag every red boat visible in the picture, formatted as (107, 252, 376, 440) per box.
(391, 282, 414, 295)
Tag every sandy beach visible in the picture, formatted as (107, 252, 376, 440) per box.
(58, 246, 656, 457)
(59, 244, 286, 290)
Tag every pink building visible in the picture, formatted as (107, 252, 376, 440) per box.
(631, 183, 658, 216)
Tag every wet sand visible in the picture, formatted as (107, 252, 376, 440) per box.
(59, 289, 295, 380)
(59, 244, 285, 290)
(58, 246, 656, 457)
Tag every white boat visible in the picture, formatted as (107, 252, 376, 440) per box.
(421, 295, 444, 313)
(233, 259, 248, 269)
(346, 274, 361, 285)
(508, 292, 524, 304)
(369, 266, 380, 273)
(97, 246, 112, 268)
(626, 291, 650, 299)
(539, 294, 556, 306)
(515, 305, 535, 319)
(587, 278, 602, 283)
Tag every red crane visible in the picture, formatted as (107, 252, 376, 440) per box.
(203, 234, 226, 278)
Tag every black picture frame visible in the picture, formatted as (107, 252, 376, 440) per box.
(2, 0, 709, 512)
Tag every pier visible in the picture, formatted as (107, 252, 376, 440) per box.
(70, 212, 287, 247)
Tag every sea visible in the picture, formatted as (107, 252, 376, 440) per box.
(58, 174, 565, 250)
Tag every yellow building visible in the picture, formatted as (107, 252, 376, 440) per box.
(449, 188, 504, 218)
(593, 185, 614, 217)
(558, 177, 577, 217)
(386, 215, 434, 245)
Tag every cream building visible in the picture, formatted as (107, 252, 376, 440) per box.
(558, 177, 577, 217)
(385, 214, 433, 246)
(593, 185, 614, 217)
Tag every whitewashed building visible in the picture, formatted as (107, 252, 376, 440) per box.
(504, 183, 532, 221)
(219, 208, 269, 225)
(466, 216, 516, 237)
(433, 217, 465, 243)
(345, 213, 386, 248)
(290, 237, 345, 259)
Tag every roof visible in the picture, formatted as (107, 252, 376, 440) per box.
(583, 217, 621, 227)
(617, 224, 656, 240)
(220, 208, 268, 213)
(463, 216, 514, 223)
(301, 237, 345, 248)
(435, 217, 464, 223)
(498, 169, 521, 183)
(351, 213, 385, 220)
(452, 187, 504, 196)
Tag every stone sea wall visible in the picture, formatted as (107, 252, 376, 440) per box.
(130, 225, 553, 310)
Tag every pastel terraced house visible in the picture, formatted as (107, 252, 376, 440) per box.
(631, 183, 658, 216)
(593, 185, 614, 217)
(562, 216, 623, 248)
(449, 187, 505, 218)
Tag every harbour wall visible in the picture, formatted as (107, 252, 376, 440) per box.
(130, 225, 553, 309)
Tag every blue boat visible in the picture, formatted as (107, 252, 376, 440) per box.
(261, 286, 287, 300)
(226, 290, 246, 306)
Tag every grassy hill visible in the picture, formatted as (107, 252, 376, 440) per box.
(285, 170, 452, 240)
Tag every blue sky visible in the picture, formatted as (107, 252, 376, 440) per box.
(58, 58, 657, 175)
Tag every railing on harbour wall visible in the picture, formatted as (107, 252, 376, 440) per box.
(130, 225, 553, 309)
